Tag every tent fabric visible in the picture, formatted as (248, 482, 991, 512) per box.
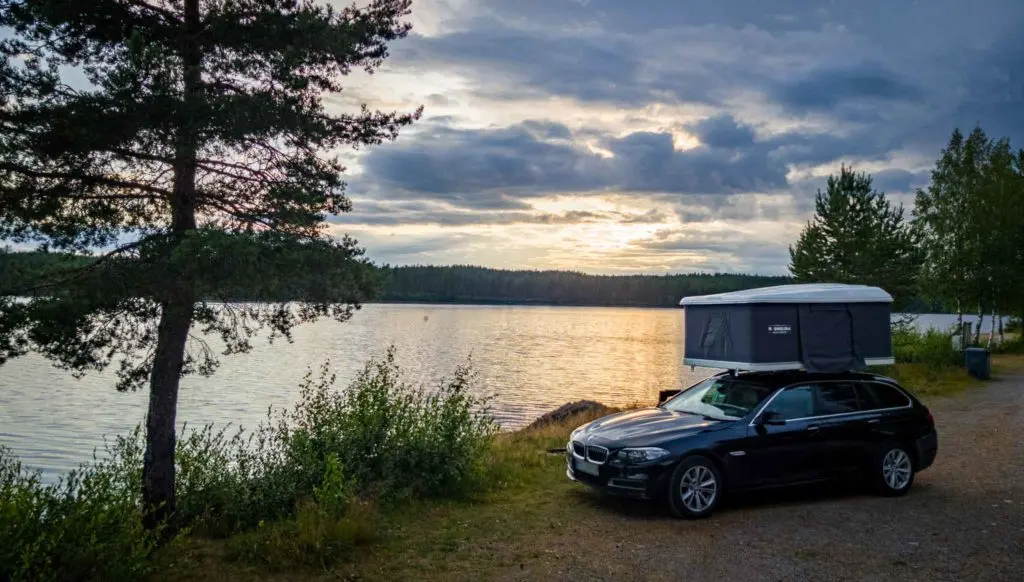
(681, 284, 893, 373)
(797, 304, 866, 373)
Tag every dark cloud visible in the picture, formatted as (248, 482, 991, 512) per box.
(358, 122, 600, 198)
(770, 61, 923, 113)
(343, 0, 1024, 273)
(357, 118, 828, 201)
(686, 115, 756, 149)
(335, 202, 669, 228)
(870, 169, 930, 195)
(395, 21, 644, 104)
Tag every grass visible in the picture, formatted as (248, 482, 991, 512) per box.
(152, 410, 602, 582)
(149, 354, 1024, 582)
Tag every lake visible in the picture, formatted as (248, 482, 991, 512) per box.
(0, 304, 1002, 482)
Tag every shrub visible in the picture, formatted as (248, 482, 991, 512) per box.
(171, 346, 495, 536)
(224, 498, 377, 570)
(892, 325, 960, 368)
(0, 437, 159, 582)
(993, 335, 1024, 355)
(0, 347, 496, 573)
(1005, 317, 1020, 334)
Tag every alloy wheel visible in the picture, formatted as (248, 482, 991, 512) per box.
(882, 448, 912, 490)
(679, 464, 717, 513)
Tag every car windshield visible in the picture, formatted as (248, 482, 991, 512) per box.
(661, 377, 775, 420)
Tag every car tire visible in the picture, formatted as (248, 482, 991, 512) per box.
(667, 455, 722, 519)
(870, 442, 915, 497)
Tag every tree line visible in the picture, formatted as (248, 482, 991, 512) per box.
(0, 250, 790, 308)
(790, 126, 1024, 337)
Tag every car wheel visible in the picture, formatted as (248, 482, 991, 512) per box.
(871, 443, 915, 496)
(668, 456, 722, 519)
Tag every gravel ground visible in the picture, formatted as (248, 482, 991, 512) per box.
(499, 372, 1024, 582)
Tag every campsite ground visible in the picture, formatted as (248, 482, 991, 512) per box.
(156, 356, 1024, 582)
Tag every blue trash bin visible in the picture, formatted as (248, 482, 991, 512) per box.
(964, 347, 991, 380)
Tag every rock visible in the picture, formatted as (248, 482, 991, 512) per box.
(526, 400, 611, 429)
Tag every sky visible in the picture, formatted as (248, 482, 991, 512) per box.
(320, 0, 1024, 275)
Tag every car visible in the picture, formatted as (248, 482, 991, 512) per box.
(566, 370, 938, 518)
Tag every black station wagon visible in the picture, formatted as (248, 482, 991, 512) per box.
(566, 370, 938, 518)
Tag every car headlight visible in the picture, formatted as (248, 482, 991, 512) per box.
(617, 447, 670, 464)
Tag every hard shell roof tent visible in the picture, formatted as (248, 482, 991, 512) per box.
(679, 283, 894, 374)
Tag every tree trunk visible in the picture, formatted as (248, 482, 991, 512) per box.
(987, 311, 995, 349)
(974, 307, 983, 345)
(142, 298, 193, 531)
(142, 0, 201, 532)
(998, 313, 1005, 344)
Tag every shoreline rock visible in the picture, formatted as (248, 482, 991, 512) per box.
(525, 400, 611, 430)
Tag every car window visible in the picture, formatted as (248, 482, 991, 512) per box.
(663, 377, 774, 420)
(857, 382, 911, 410)
(762, 385, 814, 420)
(817, 382, 861, 415)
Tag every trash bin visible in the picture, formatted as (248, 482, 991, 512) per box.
(964, 347, 991, 380)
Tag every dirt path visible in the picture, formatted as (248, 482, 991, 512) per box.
(489, 372, 1024, 582)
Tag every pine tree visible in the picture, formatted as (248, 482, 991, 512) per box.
(0, 0, 419, 529)
(789, 166, 919, 307)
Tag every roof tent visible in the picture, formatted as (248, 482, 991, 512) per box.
(679, 283, 894, 373)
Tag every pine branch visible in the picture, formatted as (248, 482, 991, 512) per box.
(6, 238, 150, 295)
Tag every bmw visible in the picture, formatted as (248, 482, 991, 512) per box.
(566, 370, 938, 518)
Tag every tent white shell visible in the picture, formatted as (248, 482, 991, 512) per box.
(679, 283, 893, 306)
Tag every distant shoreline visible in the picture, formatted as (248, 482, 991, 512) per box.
(366, 299, 683, 308)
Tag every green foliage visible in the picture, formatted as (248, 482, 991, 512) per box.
(164, 348, 496, 536)
(0, 0, 420, 521)
(0, 440, 159, 582)
(914, 127, 1024, 321)
(0, 349, 495, 573)
(224, 499, 378, 571)
(891, 325, 961, 368)
(992, 335, 1024, 355)
(1006, 318, 1021, 334)
(274, 347, 497, 502)
(0, 0, 417, 383)
(788, 165, 920, 307)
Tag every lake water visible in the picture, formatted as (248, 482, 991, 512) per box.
(0, 305, 1003, 482)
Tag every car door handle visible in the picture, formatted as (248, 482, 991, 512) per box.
(867, 419, 881, 424)
(806, 425, 821, 432)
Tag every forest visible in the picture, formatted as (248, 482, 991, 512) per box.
(0, 250, 789, 308)
(789, 125, 1024, 333)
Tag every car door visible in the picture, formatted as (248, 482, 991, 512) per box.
(855, 381, 915, 446)
(813, 381, 875, 475)
(741, 385, 827, 488)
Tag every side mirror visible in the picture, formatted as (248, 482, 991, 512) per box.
(759, 411, 786, 426)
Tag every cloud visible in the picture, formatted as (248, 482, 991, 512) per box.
(356, 117, 826, 201)
(770, 61, 923, 113)
(331, 0, 1024, 274)
(686, 115, 757, 149)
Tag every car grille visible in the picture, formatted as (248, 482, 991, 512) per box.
(586, 445, 609, 464)
(571, 440, 586, 457)
(571, 440, 610, 464)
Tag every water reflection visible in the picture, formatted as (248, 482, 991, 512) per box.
(0, 305, 997, 482)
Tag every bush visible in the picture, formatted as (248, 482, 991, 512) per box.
(0, 347, 496, 573)
(143, 347, 495, 538)
(993, 335, 1024, 354)
(892, 325, 960, 368)
(1005, 318, 1020, 334)
(0, 437, 159, 582)
(224, 498, 377, 570)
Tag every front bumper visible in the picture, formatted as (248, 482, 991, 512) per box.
(915, 429, 938, 472)
(565, 453, 672, 499)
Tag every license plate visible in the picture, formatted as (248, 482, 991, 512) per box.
(575, 458, 600, 476)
